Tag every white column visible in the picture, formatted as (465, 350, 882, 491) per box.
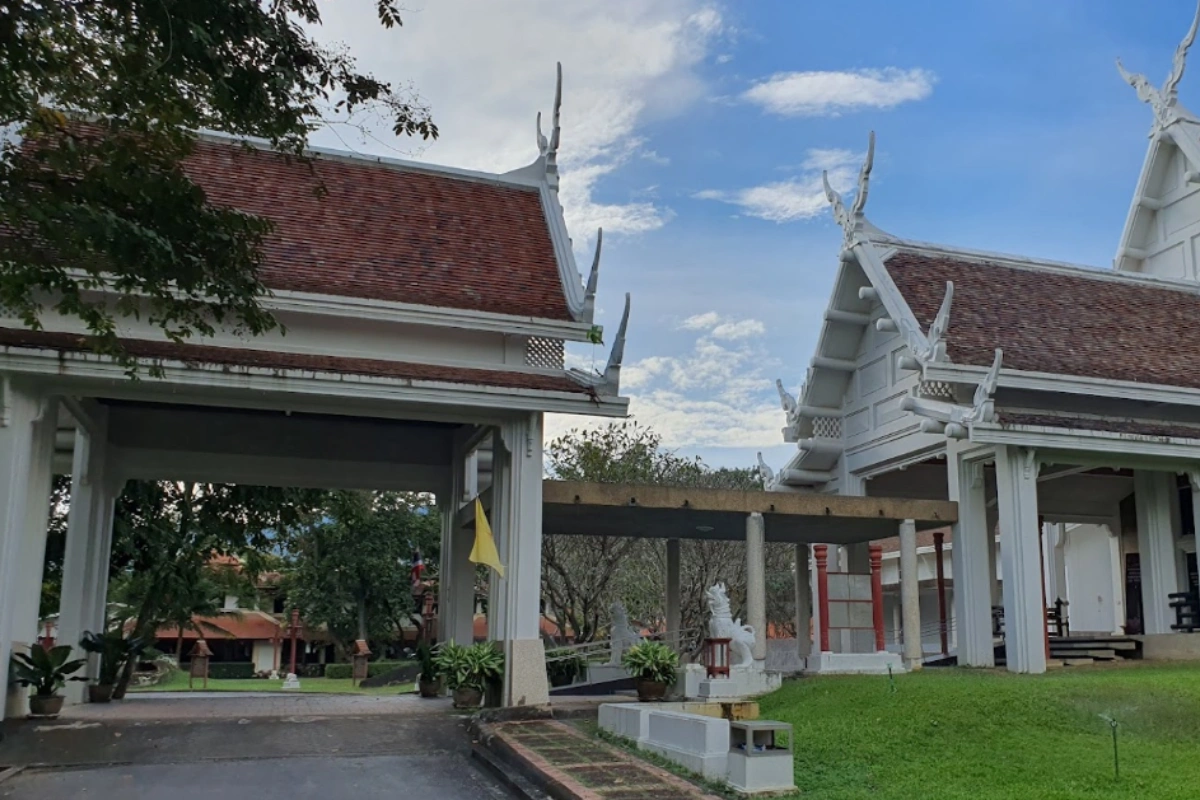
(58, 408, 122, 704)
(794, 544, 811, 659)
(665, 539, 681, 645)
(0, 385, 58, 720)
(493, 413, 549, 707)
(995, 446, 1047, 674)
(745, 512, 767, 664)
(898, 519, 923, 669)
(438, 446, 476, 646)
(986, 506, 1001, 606)
(948, 448, 994, 667)
(1046, 523, 1068, 604)
(1134, 470, 1180, 635)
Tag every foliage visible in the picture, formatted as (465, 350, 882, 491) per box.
(283, 491, 440, 652)
(108, 479, 326, 692)
(79, 630, 145, 686)
(416, 642, 439, 684)
(0, 0, 436, 372)
(323, 660, 418, 681)
(545, 648, 587, 687)
(9, 644, 87, 697)
(39, 475, 71, 618)
(543, 420, 787, 644)
(434, 642, 504, 693)
(620, 641, 678, 686)
(132, 673, 412, 696)
(205, 662, 257, 680)
(758, 665, 1200, 800)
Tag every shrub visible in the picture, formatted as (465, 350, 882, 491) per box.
(207, 662, 256, 680)
(323, 660, 418, 680)
(621, 641, 678, 686)
(545, 648, 586, 687)
(435, 642, 504, 692)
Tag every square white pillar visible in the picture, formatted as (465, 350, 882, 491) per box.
(438, 447, 476, 646)
(995, 446, 1046, 674)
(898, 519, 923, 668)
(0, 385, 58, 720)
(492, 413, 549, 707)
(58, 408, 122, 704)
(1134, 470, 1180, 635)
(948, 448, 994, 667)
(794, 544, 811, 659)
(745, 512, 767, 663)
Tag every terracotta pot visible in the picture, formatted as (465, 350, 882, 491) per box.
(635, 679, 667, 703)
(28, 694, 64, 717)
(452, 686, 483, 709)
(418, 678, 442, 699)
(89, 684, 115, 704)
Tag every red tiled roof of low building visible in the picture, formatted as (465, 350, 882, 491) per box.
(888, 249, 1200, 389)
(185, 139, 574, 321)
(0, 328, 591, 395)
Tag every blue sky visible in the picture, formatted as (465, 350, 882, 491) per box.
(313, 1, 1199, 471)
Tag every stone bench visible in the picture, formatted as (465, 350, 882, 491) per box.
(599, 703, 730, 780)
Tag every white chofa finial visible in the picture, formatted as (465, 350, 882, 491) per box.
(536, 62, 563, 166)
(921, 281, 954, 363)
(582, 228, 602, 321)
(824, 131, 875, 249)
(604, 293, 631, 385)
(756, 452, 775, 489)
(1117, 2, 1200, 129)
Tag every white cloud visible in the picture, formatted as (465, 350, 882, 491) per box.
(710, 319, 765, 340)
(696, 148, 860, 222)
(744, 67, 936, 117)
(680, 311, 723, 330)
(310, 1, 726, 239)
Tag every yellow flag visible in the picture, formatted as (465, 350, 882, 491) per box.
(470, 499, 506, 578)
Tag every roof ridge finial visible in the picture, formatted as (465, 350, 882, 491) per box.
(535, 62, 564, 184)
(604, 293, 631, 386)
(582, 228, 602, 321)
(1117, 2, 1200, 129)
(824, 130, 876, 250)
(756, 452, 776, 490)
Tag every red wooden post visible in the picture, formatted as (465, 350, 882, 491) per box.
(289, 608, 300, 675)
(934, 531, 949, 656)
(814, 545, 831, 653)
(869, 544, 885, 653)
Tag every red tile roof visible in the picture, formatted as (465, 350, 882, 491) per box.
(876, 528, 952, 554)
(153, 611, 285, 642)
(184, 138, 574, 321)
(0, 328, 591, 395)
(887, 248, 1200, 389)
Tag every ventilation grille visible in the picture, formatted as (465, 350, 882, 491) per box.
(918, 380, 956, 400)
(812, 417, 842, 439)
(526, 337, 565, 369)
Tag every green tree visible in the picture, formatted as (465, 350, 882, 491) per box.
(108, 480, 325, 691)
(39, 475, 72, 619)
(283, 491, 440, 655)
(0, 1, 436, 370)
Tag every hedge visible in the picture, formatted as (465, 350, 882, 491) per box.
(207, 662, 256, 680)
(323, 660, 418, 680)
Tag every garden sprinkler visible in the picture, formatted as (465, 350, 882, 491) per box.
(1099, 714, 1119, 781)
(887, 664, 896, 694)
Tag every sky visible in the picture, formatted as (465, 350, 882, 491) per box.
(308, 0, 1200, 470)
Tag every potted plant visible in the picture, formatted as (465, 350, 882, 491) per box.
(9, 645, 87, 717)
(621, 640, 678, 702)
(79, 630, 144, 703)
(435, 641, 504, 709)
(545, 648, 586, 688)
(416, 641, 442, 698)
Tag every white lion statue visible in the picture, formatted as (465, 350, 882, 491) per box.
(705, 583, 756, 668)
(608, 601, 642, 665)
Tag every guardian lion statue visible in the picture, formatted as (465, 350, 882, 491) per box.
(705, 583, 756, 668)
(608, 601, 642, 665)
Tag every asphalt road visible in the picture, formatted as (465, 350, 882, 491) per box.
(0, 701, 513, 800)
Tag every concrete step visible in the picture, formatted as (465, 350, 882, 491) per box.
(1052, 648, 1117, 661)
(1052, 639, 1137, 651)
(1061, 657, 1096, 667)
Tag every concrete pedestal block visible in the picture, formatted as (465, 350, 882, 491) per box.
(643, 710, 730, 780)
(727, 751, 796, 795)
(806, 651, 905, 675)
(598, 703, 650, 743)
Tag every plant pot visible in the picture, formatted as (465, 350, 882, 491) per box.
(418, 678, 442, 699)
(89, 684, 115, 704)
(452, 686, 483, 709)
(28, 694, 64, 717)
(635, 679, 667, 703)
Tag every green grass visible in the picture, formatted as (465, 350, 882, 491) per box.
(130, 672, 414, 696)
(755, 663, 1200, 800)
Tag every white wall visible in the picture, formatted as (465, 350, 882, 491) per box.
(1062, 524, 1124, 635)
(252, 641, 277, 674)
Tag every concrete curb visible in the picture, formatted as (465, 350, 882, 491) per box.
(0, 766, 24, 785)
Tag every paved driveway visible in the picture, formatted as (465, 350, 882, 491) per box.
(0, 694, 512, 800)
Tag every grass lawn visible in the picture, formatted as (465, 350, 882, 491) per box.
(130, 672, 414, 696)
(756, 662, 1200, 800)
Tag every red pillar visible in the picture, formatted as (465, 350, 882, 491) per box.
(289, 608, 300, 675)
(815, 545, 831, 653)
(934, 531, 949, 656)
(870, 544, 885, 653)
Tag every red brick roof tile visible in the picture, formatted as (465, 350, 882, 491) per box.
(0, 328, 590, 395)
(887, 249, 1200, 389)
(185, 138, 574, 321)
(998, 412, 1200, 441)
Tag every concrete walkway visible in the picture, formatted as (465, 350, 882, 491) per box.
(0, 694, 512, 799)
